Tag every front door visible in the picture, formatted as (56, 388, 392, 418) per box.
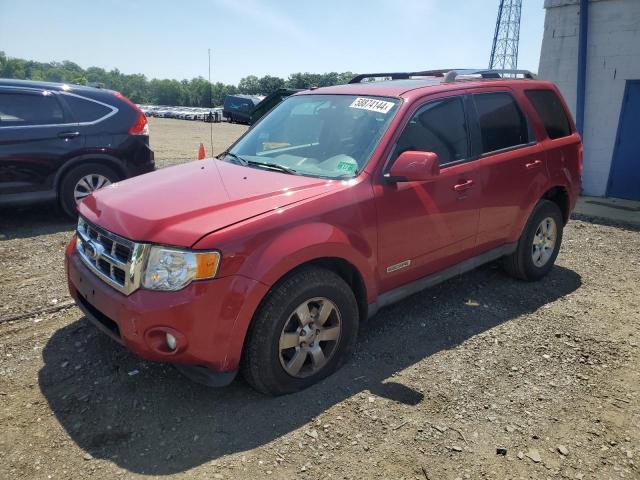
(375, 94, 482, 293)
(608, 80, 640, 201)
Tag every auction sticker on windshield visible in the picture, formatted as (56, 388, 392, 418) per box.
(349, 97, 395, 114)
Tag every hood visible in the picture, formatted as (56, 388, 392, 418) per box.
(78, 159, 347, 247)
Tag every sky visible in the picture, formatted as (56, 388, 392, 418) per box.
(0, 0, 546, 85)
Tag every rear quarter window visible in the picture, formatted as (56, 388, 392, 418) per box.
(63, 95, 113, 122)
(473, 92, 529, 154)
(525, 89, 572, 139)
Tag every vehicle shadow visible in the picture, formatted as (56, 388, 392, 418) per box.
(38, 263, 581, 475)
(0, 204, 74, 240)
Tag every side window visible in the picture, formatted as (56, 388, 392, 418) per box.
(473, 92, 529, 154)
(525, 89, 572, 139)
(0, 92, 65, 127)
(63, 95, 112, 122)
(393, 96, 468, 165)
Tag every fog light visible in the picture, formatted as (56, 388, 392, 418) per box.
(166, 333, 177, 351)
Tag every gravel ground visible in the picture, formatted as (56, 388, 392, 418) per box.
(0, 119, 639, 479)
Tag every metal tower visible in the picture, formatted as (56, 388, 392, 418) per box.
(489, 0, 523, 70)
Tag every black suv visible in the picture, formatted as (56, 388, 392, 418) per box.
(0, 79, 154, 216)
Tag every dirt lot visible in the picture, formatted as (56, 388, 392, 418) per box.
(147, 117, 248, 169)
(1, 118, 639, 480)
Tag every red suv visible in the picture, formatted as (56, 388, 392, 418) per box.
(65, 69, 582, 395)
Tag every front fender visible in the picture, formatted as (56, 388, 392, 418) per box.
(235, 222, 376, 303)
(200, 222, 377, 370)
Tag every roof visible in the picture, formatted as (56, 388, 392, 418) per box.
(0, 78, 106, 92)
(298, 77, 555, 100)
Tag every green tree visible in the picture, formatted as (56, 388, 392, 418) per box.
(0, 52, 357, 107)
(2, 58, 26, 79)
(258, 75, 285, 95)
(238, 75, 260, 95)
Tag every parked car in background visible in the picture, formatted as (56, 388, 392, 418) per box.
(65, 68, 581, 395)
(223, 94, 262, 124)
(0, 79, 154, 216)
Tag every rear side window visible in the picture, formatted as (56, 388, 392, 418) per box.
(525, 89, 572, 139)
(63, 95, 113, 122)
(473, 92, 529, 153)
(0, 92, 65, 126)
(394, 96, 468, 165)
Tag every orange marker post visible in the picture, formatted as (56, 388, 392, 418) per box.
(197, 143, 206, 160)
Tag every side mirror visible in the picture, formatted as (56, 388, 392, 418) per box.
(387, 151, 440, 182)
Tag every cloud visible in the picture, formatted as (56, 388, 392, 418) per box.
(214, 0, 308, 41)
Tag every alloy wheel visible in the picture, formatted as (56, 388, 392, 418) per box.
(532, 216, 557, 267)
(73, 174, 111, 204)
(278, 297, 342, 378)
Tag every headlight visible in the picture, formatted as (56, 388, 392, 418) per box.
(142, 246, 220, 291)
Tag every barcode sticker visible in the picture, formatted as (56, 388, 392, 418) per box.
(349, 97, 395, 114)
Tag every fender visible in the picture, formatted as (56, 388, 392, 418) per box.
(213, 222, 377, 371)
(235, 222, 377, 303)
(507, 170, 551, 242)
(53, 152, 126, 190)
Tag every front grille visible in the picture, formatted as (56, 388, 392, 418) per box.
(76, 218, 148, 295)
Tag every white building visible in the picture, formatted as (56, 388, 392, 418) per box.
(538, 0, 640, 200)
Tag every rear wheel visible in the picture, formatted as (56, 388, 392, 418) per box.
(502, 199, 563, 281)
(241, 267, 359, 395)
(59, 163, 119, 218)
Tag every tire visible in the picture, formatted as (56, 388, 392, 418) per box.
(58, 163, 120, 218)
(502, 199, 564, 281)
(228, 115, 234, 123)
(241, 267, 359, 395)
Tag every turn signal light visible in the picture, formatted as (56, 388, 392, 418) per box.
(195, 252, 221, 279)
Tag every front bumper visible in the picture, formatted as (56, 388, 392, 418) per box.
(65, 240, 269, 376)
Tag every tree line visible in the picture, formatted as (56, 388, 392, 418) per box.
(0, 52, 355, 107)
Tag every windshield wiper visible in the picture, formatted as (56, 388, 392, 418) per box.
(221, 151, 249, 166)
(246, 160, 297, 175)
(221, 152, 296, 175)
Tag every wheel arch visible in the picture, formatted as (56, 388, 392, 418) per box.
(542, 185, 570, 225)
(267, 256, 370, 324)
(54, 153, 127, 193)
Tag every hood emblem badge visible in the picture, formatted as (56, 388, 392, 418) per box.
(84, 240, 105, 261)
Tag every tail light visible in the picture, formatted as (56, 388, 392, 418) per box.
(112, 91, 149, 136)
(128, 112, 149, 135)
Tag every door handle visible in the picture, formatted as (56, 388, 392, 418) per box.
(58, 131, 80, 139)
(453, 179, 474, 191)
(525, 159, 543, 169)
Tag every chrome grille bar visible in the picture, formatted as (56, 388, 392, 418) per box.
(76, 217, 149, 295)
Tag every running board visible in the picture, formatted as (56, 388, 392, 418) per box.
(367, 243, 517, 318)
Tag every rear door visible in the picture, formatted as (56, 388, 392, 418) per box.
(0, 87, 82, 195)
(524, 87, 581, 205)
(467, 88, 549, 251)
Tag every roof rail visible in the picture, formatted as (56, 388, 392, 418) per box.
(450, 69, 537, 80)
(348, 69, 453, 84)
(348, 68, 536, 84)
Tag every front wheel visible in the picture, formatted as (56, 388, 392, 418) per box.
(502, 199, 564, 281)
(241, 267, 359, 395)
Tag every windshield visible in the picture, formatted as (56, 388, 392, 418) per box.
(227, 94, 400, 179)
